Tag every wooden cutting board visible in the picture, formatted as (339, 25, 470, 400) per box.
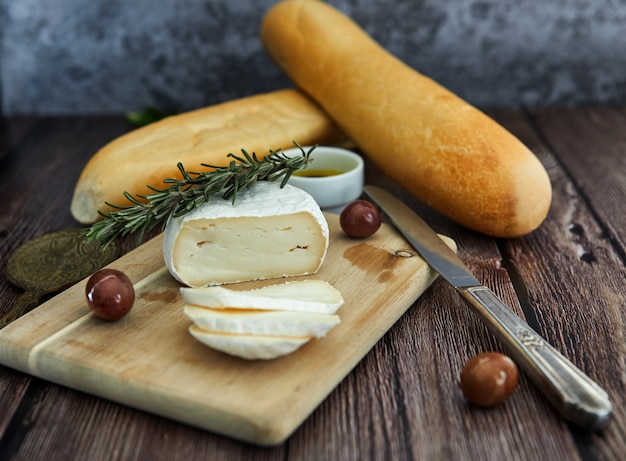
(0, 213, 454, 446)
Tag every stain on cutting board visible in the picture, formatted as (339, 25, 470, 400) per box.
(343, 240, 417, 283)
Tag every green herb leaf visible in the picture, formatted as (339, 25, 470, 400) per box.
(126, 107, 179, 127)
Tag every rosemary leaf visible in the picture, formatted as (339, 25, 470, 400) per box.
(84, 142, 315, 247)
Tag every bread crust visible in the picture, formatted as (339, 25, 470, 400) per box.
(261, 0, 552, 237)
(71, 89, 344, 224)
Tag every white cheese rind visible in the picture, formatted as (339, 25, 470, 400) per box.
(163, 182, 329, 287)
(180, 280, 344, 314)
(188, 325, 311, 360)
(184, 305, 341, 338)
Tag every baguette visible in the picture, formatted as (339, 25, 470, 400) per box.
(261, 0, 552, 238)
(71, 89, 344, 224)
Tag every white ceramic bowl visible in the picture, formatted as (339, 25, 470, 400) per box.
(283, 146, 364, 213)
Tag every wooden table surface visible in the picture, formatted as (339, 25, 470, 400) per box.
(0, 106, 625, 460)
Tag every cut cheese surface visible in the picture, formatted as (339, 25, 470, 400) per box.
(184, 305, 340, 338)
(180, 279, 344, 314)
(188, 325, 311, 360)
(163, 182, 329, 287)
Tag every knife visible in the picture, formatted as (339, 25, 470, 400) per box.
(364, 185, 612, 431)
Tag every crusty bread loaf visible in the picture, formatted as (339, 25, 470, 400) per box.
(261, 0, 552, 238)
(71, 89, 345, 224)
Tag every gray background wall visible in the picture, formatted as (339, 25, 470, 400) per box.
(1, 0, 625, 115)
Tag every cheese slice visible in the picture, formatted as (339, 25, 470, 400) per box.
(184, 305, 340, 338)
(180, 279, 344, 314)
(188, 325, 311, 360)
(163, 182, 329, 287)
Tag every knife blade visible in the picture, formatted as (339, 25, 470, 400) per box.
(364, 185, 612, 431)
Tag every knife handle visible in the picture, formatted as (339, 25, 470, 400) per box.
(458, 286, 612, 431)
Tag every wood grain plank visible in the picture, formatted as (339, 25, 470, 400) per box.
(0, 369, 30, 436)
(0, 117, 45, 439)
(532, 106, 626, 255)
(494, 107, 626, 460)
(5, 383, 286, 461)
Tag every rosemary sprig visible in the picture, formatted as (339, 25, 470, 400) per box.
(84, 143, 316, 247)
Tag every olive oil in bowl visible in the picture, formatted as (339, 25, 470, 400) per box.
(293, 169, 343, 178)
(285, 146, 364, 213)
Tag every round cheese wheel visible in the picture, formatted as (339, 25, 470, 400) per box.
(162, 182, 329, 287)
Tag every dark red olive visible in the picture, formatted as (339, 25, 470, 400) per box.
(460, 352, 519, 407)
(86, 268, 135, 321)
(340, 200, 382, 238)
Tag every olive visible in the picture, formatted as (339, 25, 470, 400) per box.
(340, 200, 382, 238)
(85, 268, 135, 321)
(460, 352, 519, 407)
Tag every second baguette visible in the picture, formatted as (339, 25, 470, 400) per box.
(71, 88, 344, 224)
(261, 0, 552, 238)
